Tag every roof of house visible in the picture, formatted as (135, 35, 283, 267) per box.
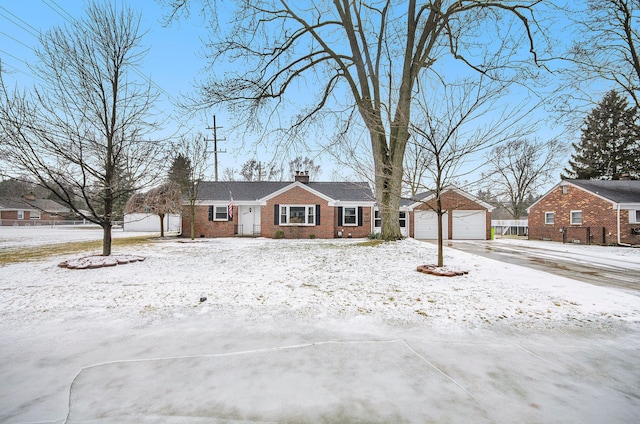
(0, 197, 70, 213)
(195, 181, 375, 202)
(566, 180, 640, 203)
(402, 187, 494, 211)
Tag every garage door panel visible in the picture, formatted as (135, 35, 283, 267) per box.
(452, 210, 486, 240)
(414, 211, 448, 240)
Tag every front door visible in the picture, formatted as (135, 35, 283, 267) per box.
(238, 205, 256, 235)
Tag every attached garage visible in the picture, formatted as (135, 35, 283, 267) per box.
(451, 210, 486, 240)
(414, 211, 448, 240)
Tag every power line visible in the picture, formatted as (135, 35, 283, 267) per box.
(0, 6, 41, 38)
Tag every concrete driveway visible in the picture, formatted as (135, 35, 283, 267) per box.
(439, 239, 640, 292)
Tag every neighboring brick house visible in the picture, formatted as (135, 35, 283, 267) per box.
(397, 187, 494, 240)
(0, 194, 70, 226)
(183, 172, 375, 239)
(527, 180, 640, 245)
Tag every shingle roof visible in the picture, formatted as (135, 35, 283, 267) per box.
(0, 197, 69, 213)
(568, 180, 640, 203)
(195, 181, 374, 202)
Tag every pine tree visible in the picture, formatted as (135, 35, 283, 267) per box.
(563, 90, 640, 180)
(168, 154, 192, 193)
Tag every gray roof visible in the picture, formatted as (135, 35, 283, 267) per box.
(568, 180, 640, 203)
(195, 181, 374, 202)
(0, 197, 70, 213)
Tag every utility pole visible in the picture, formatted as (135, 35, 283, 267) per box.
(205, 115, 226, 181)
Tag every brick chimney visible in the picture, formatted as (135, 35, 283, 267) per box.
(294, 170, 310, 184)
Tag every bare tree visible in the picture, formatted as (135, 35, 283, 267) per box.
(240, 159, 283, 181)
(165, 1, 547, 240)
(0, 2, 160, 255)
(125, 182, 182, 237)
(564, 0, 640, 109)
(173, 135, 210, 239)
(483, 138, 566, 219)
(288, 156, 321, 180)
(406, 74, 537, 266)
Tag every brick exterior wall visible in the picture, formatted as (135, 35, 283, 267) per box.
(528, 184, 640, 245)
(409, 190, 492, 240)
(0, 210, 65, 226)
(182, 204, 235, 238)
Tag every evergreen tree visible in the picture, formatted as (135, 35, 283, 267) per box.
(168, 153, 192, 193)
(563, 90, 640, 180)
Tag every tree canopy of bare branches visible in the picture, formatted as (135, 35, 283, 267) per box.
(165, 0, 548, 240)
(564, 0, 640, 109)
(0, 2, 161, 255)
(484, 138, 566, 219)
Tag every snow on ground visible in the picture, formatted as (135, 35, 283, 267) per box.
(1, 227, 640, 423)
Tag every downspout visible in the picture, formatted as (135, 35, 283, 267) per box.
(617, 204, 631, 247)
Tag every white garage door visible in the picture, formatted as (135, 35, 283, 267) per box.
(414, 211, 448, 240)
(452, 210, 486, 240)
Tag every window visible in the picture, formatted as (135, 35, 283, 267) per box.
(214, 206, 228, 221)
(399, 211, 406, 228)
(545, 212, 555, 225)
(279, 205, 315, 225)
(631, 210, 640, 224)
(30, 210, 41, 220)
(343, 207, 357, 225)
(17, 210, 23, 220)
(374, 210, 381, 228)
(208, 205, 228, 221)
(570, 210, 582, 225)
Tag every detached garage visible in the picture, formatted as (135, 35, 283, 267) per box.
(407, 187, 493, 240)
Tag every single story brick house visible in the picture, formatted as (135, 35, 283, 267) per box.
(0, 194, 70, 226)
(184, 172, 376, 239)
(527, 179, 640, 245)
(399, 187, 494, 240)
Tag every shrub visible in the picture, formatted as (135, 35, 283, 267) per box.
(368, 231, 381, 240)
(309, 234, 316, 239)
(274, 230, 285, 239)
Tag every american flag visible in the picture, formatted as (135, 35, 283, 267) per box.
(228, 192, 234, 219)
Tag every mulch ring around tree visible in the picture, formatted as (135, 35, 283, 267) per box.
(417, 264, 469, 277)
(58, 255, 145, 270)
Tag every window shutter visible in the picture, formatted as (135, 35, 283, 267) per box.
(315, 205, 321, 226)
(274, 204, 279, 225)
(337, 207, 343, 226)
(208, 206, 213, 221)
(358, 207, 363, 227)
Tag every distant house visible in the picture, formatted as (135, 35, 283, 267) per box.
(0, 194, 70, 226)
(400, 187, 494, 240)
(184, 172, 376, 239)
(527, 179, 640, 245)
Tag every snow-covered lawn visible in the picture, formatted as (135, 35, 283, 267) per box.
(1, 228, 639, 423)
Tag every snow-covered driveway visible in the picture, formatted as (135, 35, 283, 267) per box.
(1, 230, 639, 423)
(442, 238, 640, 291)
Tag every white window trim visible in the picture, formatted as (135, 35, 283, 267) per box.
(399, 211, 407, 228)
(30, 210, 41, 220)
(544, 212, 554, 225)
(279, 204, 315, 226)
(213, 205, 228, 221)
(374, 210, 381, 229)
(343, 207, 358, 226)
(570, 210, 582, 225)
(630, 210, 640, 224)
(17, 210, 24, 220)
